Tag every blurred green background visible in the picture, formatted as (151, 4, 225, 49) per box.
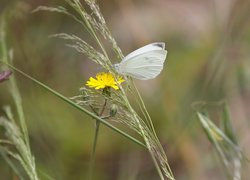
(1, 0, 250, 179)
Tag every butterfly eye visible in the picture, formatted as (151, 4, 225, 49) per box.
(114, 64, 120, 71)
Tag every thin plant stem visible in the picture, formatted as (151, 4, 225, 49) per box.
(130, 81, 175, 179)
(131, 81, 157, 137)
(118, 85, 166, 179)
(99, 98, 107, 116)
(89, 97, 107, 179)
(66, 0, 111, 62)
(89, 120, 100, 180)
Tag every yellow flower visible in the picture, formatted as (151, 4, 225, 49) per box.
(86, 72, 124, 90)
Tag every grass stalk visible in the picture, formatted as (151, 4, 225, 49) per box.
(89, 120, 100, 180)
(89, 97, 107, 179)
(65, 0, 110, 62)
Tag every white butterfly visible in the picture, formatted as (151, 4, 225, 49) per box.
(114, 42, 167, 80)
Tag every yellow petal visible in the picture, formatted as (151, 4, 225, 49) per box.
(85, 72, 124, 90)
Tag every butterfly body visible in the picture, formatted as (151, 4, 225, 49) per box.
(115, 42, 167, 80)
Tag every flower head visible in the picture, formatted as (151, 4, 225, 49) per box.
(86, 72, 124, 90)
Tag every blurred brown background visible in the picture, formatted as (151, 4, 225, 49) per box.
(0, 0, 250, 179)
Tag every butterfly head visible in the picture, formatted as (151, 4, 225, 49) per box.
(114, 63, 121, 73)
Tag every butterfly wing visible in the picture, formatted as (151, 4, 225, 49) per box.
(122, 42, 165, 62)
(119, 49, 167, 80)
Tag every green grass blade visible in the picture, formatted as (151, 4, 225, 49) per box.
(221, 104, 238, 144)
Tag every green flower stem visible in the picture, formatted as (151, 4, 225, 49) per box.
(89, 120, 100, 180)
(89, 90, 108, 179)
(2, 62, 146, 148)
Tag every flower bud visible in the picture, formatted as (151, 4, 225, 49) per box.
(80, 87, 90, 101)
(109, 104, 118, 117)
